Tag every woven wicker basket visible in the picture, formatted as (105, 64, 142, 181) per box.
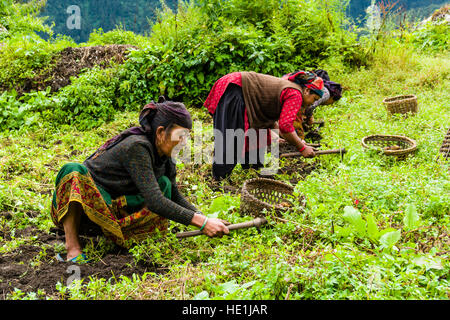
(383, 94, 418, 116)
(439, 128, 450, 160)
(240, 178, 301, 217)
(361, 134, 417, 159)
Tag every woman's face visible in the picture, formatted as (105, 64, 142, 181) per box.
(156, 124, 190, 157)
(302, 87, 321, 107)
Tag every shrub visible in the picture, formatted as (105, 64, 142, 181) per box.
(86, 27, 151, 47)
(0, 34, 76, 92)
(41, 67, 120, 130)
(0, 0, 52, 40)
(411, 20, 450, 53)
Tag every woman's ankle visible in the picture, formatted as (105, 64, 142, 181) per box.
(66, 246, 83, 261)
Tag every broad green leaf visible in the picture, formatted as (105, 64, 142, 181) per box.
(219, 280, 239, 294)
(379, 230, 401, 249)
(167, 86, 175, 98)
(241, 280, 257, 289)
(378, 227, 398, 237)
(366, 212, 380, 241)
(208, 195, 240, 217)
(335, 226, 352, 238)
(343, 206, 366, 237)
(412, 256, 443, 271)
(193, 291, 209, 300)
(403, 203, 421, 231)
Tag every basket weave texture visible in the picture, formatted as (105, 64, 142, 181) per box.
(240, 178, 298, 217)
(361, 134, 417, 159)
(383, 94, 418, 115)
(439, 128, 450, 160)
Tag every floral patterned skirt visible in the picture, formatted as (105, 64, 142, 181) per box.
(51, 163, 169, 247)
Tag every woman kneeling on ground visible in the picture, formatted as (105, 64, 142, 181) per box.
(51, 99, 229, 263)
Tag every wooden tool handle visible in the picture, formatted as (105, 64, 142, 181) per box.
(176, 217, 268, 239)
(280, 141, 320, 148)
(280, 148, 347, 159)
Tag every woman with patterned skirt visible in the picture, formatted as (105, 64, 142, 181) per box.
(51, 100, 230, 263)
(204, 71, 325, 180)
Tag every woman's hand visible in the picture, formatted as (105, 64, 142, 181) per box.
(202, 218, 230, 238)
(191, 213, 230, 238)
(300, 145, 316, 158)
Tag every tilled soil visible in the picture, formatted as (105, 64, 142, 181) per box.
(0, 225, 158, 299)
(8, 44, 137, 95)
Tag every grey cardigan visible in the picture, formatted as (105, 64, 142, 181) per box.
(84, 135, 196, 225)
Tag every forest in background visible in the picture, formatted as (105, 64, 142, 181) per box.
(38, 0, 450, 43)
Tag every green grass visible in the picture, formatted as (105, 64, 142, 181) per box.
(0, 43, 449, 300)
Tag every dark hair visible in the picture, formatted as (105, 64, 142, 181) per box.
(314, 69, 330, 81)
(326, 82, 342, 101)
(91, 99, 192, 157)
(140, 98, 193, 138)
(314, 69, 342, 101)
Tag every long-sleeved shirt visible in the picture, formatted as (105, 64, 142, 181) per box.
(84, 134, 197, 225)
(204, 72, 303, 134)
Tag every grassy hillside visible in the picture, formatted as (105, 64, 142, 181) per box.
(0, 0, 449, 300)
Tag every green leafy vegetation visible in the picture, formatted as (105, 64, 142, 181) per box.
(0, 0, 449, 300)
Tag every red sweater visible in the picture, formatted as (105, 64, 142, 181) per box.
(204, 72, 303, 134)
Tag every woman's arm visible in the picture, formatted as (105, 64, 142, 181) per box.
(123, 143, 197, 225)
(282, 131, 315, 158)
(190, 213, 230, 238)
(123, 143, 229, 236)
(278, 89, 315, 158)
(171, 184, 198, 212)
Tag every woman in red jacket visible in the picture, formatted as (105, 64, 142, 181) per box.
(204, 71, 324, 180)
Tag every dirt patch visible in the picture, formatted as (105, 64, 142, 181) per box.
(15, 45, 137, 95)
(266, 142, 318, 184)
(0, 226, 160, 298)
(304, 129, 323, 143)
(278, 159, 317, 181)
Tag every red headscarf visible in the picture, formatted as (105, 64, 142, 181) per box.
(283, 71, 324, 97)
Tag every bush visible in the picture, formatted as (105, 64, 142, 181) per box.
(0, 0, 52, 40)
(0, 90, 38, 131)
(411, 20, 450, 53)
(41, 67, 120, 130)
(0, 34, 76, 92)
(86, 27, 151, 47)
(116, 0, 365, 107)
(0, 0, 368, 130)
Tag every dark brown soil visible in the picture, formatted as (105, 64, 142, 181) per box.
(304, 128, 323, 143)
(13, 45, 136, 95)
(0, 226, 160, 299)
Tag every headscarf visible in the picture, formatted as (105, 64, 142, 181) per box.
(283, 71, 324, 98)
(89, 97, 192, 159)
(314, 69, 342, 101)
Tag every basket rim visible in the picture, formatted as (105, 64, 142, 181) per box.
(361, 134, 417, 155)
(382, 94, 417, 104)
(241, 178, 294, 211)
